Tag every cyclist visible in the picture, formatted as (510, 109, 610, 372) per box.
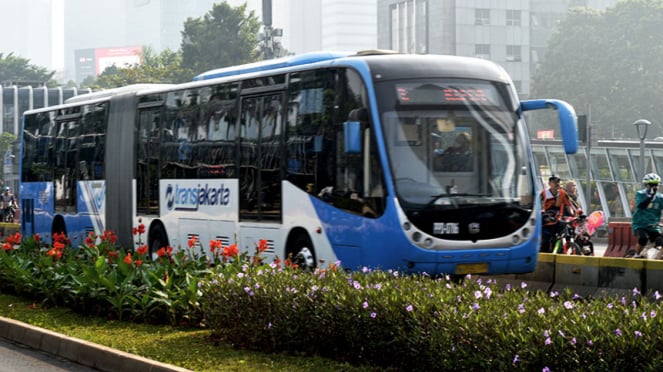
(630, 173, 663, 258)
(540, 175, 574, 253)
(0, 186, 16, 222)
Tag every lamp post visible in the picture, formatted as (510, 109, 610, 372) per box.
(634, 119, 651, 179)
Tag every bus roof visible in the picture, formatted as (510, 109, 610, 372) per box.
(193, 51, 353, 81)
(65, 83, 173, 104)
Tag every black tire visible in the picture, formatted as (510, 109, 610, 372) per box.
(566, 242, 582, 255)
(287, 233, 316, 271)
(148, 223, 169, 260)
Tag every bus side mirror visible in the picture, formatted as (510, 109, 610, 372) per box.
(343, 121, 361, 154)
(521, 99, 578, 154)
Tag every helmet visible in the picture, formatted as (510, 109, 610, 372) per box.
(3, 186, 8, 191)
(643, 173, 661, 186)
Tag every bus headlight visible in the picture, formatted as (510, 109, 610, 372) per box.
(511, 235, 520, 245)
(412, 231, 422, 242)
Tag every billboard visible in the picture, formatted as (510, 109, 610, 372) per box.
(74, 46, 143, 82)
(95, 46, 143, 74)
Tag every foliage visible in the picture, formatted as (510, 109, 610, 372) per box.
(92, 47, 192, 89)
(3, 227, 663, 371)
(531, 0, 663, 139)
(180, 1, 262, 76)
(0, 132, 17, 157)
(0, 294, 367, 372)
(201, 268, 663, 371)
(0, 52, 56, 87)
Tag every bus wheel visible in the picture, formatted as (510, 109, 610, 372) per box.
(149, 223, 169, 260)
(52, 216, 67, 241)
(287, 233, 316, 271)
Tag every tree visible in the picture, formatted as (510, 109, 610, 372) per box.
(0, 53, 56, 86)
(180, 2, 262, 76)
(92, 47, 190, 89)
(530, 0, 663, 139)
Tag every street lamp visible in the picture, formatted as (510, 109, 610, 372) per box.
(634, 119, 652, 179)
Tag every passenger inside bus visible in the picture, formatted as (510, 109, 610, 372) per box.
(436, 131, 473, 172)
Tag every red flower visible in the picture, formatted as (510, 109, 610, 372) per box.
(85, 235, 95, 248)
(209, 239, 222, 253)
(156, 247, 166, 257)
(3, 242, 13, 251)
(108, 251, 119, 258)
(188, 236, 197, 248)
(136, 245, 148, 256)
(34, 234, 40, 243)
(54, 241, 65, 251)
(124, 252, 132, 265)
(134, 259, 143, 267)
(222, 243, 239, 258)
(257, 239, 268, 253)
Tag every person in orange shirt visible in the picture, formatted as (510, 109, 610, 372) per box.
(540, 175, 574, 252)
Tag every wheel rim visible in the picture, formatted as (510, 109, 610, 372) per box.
(293, 247, 315, 270)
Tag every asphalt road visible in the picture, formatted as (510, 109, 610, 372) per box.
(0, 338, 95, 372)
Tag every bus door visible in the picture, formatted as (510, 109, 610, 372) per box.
(239, 93, 284, 221)
(136, 107, 163, 216)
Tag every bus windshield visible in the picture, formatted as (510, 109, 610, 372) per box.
(377, 78, 533, 212)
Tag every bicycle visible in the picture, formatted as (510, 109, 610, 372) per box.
(551, 216, 586, 255)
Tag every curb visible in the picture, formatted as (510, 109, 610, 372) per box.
(0, 316, 192, 372)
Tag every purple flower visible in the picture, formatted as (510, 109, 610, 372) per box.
(370, 312, 376, 318)
(484, 287, 493, 299)
(474, 290, 483, 299)
(550, 291, 559, 298)
(655, 291, 662, 300)
(615, 328, 622, 337)
(538, 307, 545, 315)
(472, 303, 480, 310)
(513, 354, 519, 364)
(633, 287, 641, 296)
(362, 301, 369, 309)
(518, 304, 525, 314)
(406, 304, 413, 312)
(545, 337, 552, 345)
(543, 367, 551, 372)
(607, 303, 614, 309)
(571, 337, 577, 345)
(353, 281, 362, 290)
(558, 330, 565, 337)
(635, 330, 643, 338)
(651, 310, 657, 318)
(564, 301, 574, 309)
(521, 282, 527, 289)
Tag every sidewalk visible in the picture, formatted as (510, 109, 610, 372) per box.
(0, 316, 191, 372)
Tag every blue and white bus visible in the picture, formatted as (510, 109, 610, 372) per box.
(19, 50, 577, 275)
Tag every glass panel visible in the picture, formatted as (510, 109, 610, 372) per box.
(606, 148, 633, 182)
(590, 148, 612, 181)
(545, 146, 570, 179)
(532, 145, 550, 185)
(567, 151, 586, 179)
(652, 149, 663, 176)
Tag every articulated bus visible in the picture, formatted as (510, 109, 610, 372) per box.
(19, 50, 578, 275)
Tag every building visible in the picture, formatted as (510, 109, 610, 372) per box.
(377, 0, 618, 97)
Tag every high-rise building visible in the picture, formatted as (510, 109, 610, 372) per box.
(377, 0, 618, 97)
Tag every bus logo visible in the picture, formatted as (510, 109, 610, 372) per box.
(433, 222, 459, 235)
(165, 183, 230, 211)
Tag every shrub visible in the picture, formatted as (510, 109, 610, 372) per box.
(2, 228, 663, 370)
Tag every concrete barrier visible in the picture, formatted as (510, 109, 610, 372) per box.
(515, 253, 555, 291)
(643, 259, 663, 295)
(604, 222, 637, 257)
(596, 256, 644, 297)
(551, 254, 599, 297)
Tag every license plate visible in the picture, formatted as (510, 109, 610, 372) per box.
(455, 262, 489, 275)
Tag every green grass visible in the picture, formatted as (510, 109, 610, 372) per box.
(0, 292, 376, 372)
